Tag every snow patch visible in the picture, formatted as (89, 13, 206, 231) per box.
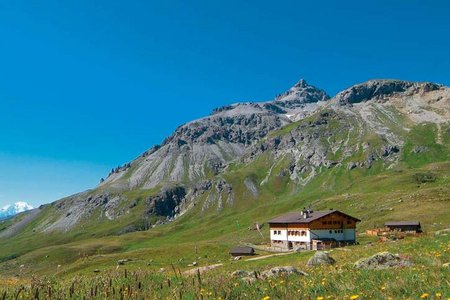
(0, 201, 34, 220)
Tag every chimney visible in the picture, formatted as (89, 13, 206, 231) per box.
(302, 209, 309, 219)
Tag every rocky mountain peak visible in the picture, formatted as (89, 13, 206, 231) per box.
(293, 78, 308, 88)
(274, 79, 330, 109)
(334, 79, 442, 105)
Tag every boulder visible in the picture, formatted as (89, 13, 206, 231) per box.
(231, 270, 253, 278)
(117, 259, 130, 265)
(231, 266, 307, 281)
(307, 251, 336, 266)
(354, 252, 412, 269)
(442, 262, 450, 268)
(260, 266, 308, 279)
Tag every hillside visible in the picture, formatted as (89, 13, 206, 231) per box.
(0, 78, 449, 279)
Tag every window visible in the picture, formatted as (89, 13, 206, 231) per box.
(347, 220, 351, 224)
(327, 221, 332, 225)
(322, 221, 326, 225)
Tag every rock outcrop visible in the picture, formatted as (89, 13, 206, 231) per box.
(307, 251, 336, 266)
(354, 252, 413, 269)
(335, 80, 442, 105)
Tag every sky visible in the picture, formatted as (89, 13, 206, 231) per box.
(0, 0, 449, 208)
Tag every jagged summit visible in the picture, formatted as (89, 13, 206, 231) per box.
(334, 79, 443, 105)
(274, 79, 330, 109)
(292, 78, 309, 88)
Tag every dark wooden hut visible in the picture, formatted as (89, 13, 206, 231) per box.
(229, 246, 255, 257)
(385, 221, 422, 233)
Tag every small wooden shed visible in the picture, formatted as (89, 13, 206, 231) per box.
(229, 246, 255, 257)
(385, 221, 422, 233)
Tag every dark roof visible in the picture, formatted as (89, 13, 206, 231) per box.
(268, 210, 360, 224)
(385, 221, 421, 226)
(229, 246, 254, 254)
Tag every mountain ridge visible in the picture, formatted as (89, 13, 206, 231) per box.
(1, 78, 449, 238)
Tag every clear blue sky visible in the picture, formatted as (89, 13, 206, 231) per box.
(0, 0, 449, 208)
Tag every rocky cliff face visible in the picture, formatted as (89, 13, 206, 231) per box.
(4, 79, 449, 235)
(101, 79, 330, 192)
(335, 79, 442, 105)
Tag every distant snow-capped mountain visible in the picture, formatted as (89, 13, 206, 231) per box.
(0, 202, 33, 220)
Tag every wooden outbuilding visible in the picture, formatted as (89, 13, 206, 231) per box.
(229, 246, 255, 257)
(385, 221, 422, 233)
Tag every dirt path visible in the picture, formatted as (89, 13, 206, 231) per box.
(182, 263, 223, 276)
(182, 252, 296, 276)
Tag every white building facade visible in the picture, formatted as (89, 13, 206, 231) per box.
(268, 209, 360, 250)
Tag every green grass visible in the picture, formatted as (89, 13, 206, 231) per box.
(0, 234, 449, 299)
(402, 123, 450, 168)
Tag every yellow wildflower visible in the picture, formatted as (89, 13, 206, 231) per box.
(262, 296, 270, 300)
(435, 292, 442, 298)
(420, 293, 429, 299)
(350, 295, 359, 300)
(317, 297, 324, 300)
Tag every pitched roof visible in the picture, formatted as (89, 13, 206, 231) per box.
(385, 221, 421, 226)
(267, 210, 360, 224)
(229, 246, 254, 254)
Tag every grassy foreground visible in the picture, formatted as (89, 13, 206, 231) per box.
(1, 233, 449, 299)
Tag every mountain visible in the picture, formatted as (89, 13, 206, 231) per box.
(0, 78, 449, 277)
(2, 79, 449, 236)
(0, 202, 33, 221)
